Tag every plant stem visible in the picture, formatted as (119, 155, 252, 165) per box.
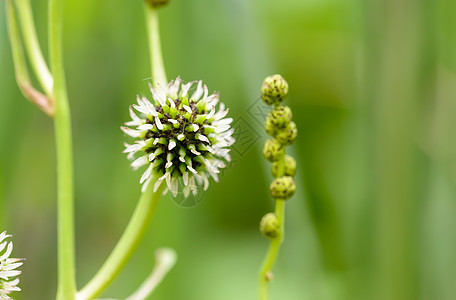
(77, 4, 168, 299)
(15, 0, 54, 96)
(126, 248, 177, 300)
(259, 199, 285, 300)
(145, 3, 167, 88)
(259, 150, 286, 300)
(77, 181, 164, 300)
(6, 0, 29, 89)
(6, 0, 53, 116)
(49, 0, 77, 299)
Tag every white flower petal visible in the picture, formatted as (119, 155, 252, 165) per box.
(183, 172, 189, 185)
(206, 106, 216, 119)
(140, 164, 153, 184)
(191, 80, 203, 101)
(183, 105, 192, 114)
(187, 166, 198, 174)
(153, 179, 164, 192)
(137, 124, 153, 131)
(215, 124, 230, 133)
(130, 156, 148, 170)
(170, 177, 178, 197)
(155, 117, 164, 130)
(212, 117, 233, 126)
(168, 140, 176, 150)
(180, 81, 194, 98)
(121, 126, 142, 138)
(159, 172, 169, 181)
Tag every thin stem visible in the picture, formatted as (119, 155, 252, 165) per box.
(259, 200, 285, 300)
(15, 0, 54, 96)
(78, 4, 168, 298)
(259, 150, 286, 300)
(145, 3, 167, 87)
(49, 0, 77, 298)
(126, 248, 177, 300)
(77, 181, 165, 300)
(6, 0, 53, 116)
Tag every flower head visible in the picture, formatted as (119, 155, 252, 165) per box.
(122, 77, 235, 197)
(0, 232, 23, 300)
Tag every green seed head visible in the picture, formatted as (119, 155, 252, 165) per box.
(264, 115, 276, 137)
(263, 139, 283, 162)
(269, 106, 292, 128)
(270, 176, 296, 200)
(260, 213, 280, 238)
(275, 121, 297, 145)
(272, 155, 296, 177)
(261, 74, 289, 106)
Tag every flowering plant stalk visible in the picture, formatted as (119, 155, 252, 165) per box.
(258, 75, 297, 300)
(5, 0, 234, 299)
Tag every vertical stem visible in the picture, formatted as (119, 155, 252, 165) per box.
(259, 150, 286, 300)
(48, 0, 77, 299)
(145, 3, 167, 87)
(259, 199, 285, 300)
(15, 0, 54, 96)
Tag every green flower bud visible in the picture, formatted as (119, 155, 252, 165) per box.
(268, 106, 292, 128)
(263, 139, 283, 162)
(261, 74, 289, 106)
(275, 121, 297, 145)
(270, 176, 296, 200)
(145, 0, 170, 8)
(260, 213, 280, 238)
(264, 115, 276, 137)
(272, 155, 297, 177)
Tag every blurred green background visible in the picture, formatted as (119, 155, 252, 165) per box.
(1, 0, 456, 299)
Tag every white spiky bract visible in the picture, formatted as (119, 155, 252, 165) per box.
(0, 232, 23, 300)
(122, 77, 235, 197)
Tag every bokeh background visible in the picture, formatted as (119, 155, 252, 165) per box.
(1, 0, 456, 299)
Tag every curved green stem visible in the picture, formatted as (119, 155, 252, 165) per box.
(15, 0, 54, 96)
(49, 0, 76, 299)
(77, 181, 164, 300)
(259, 150, 286, 300)
(145, 3, 167, 87)
(6, 0, 53, 116)
(126, 248, 177, 300)
(78, 4, 168, 299)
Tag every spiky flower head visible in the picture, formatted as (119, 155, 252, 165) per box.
(0, 232, 23, 300)
(122, 77, 235, 198)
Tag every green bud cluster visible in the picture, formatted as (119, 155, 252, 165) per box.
(260, 213, 280, 238)
(270, 176, 296, 200)
(263, 139, 283, 162)
(272, 155, 296, 177)
(259, 74, 298, 239)
(261, 74, 289, 106)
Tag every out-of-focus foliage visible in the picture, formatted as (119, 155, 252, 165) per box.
(1, 0, 456, 299)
